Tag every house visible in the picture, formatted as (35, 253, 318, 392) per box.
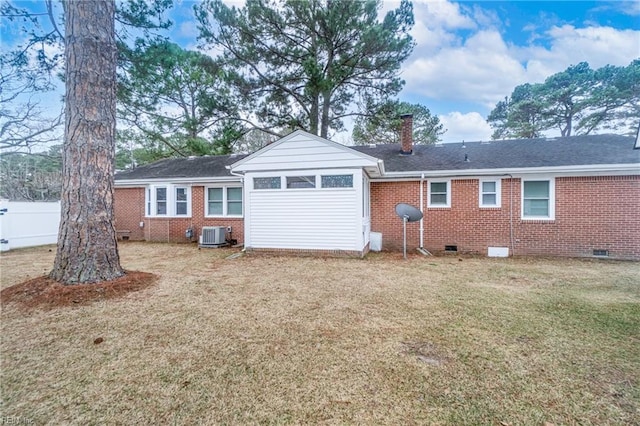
(114, 117, 640, 260)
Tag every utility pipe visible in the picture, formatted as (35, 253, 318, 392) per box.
(419, 173, 424, 249)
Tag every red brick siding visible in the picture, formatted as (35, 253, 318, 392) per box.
(371, 176, 640, 260)
(516, 176, 639, 259)
(370, 181, 422, 251)
(117, 175, 639, 259)
(113, 187, 146, 240)
(114, 186, 245, 244)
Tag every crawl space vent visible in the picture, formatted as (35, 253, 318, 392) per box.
(593, 249, 609, 257)
(445, 245, 458, 252)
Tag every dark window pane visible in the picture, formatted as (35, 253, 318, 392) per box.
(321, 174, 353, 188)
(431, 194, 447, 205)
(523, 181, 549, 198)
(431, 182, 447, 193)
(482, 194, 497, 205)
(254, 177, 281, 189)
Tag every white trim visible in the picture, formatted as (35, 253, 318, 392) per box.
(115, 176, 242, 187)
(479, 178, 502, 208)
(115, 162, 638, 187)
(204, 184, 244, 218)
(427, 179, 451, 208)
(521, 177, 555, 221)
(381, 163, 639, 179)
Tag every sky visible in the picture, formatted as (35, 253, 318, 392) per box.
(2, 0, 640, 145)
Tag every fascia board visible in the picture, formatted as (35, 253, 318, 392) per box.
(114, 176, 242, 187)
(377, 163, 639, 180)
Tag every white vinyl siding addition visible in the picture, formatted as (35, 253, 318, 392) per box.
(245, 169, 365, 251)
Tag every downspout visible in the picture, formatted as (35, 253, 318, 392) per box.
(419, 173, 424, 249)
(225, 166, 246, 251)
(507, 174, 514, 256)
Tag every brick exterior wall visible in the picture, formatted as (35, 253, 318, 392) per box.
(371, 175, 640, 260)
(114, 186, 244, 245)
(116, 174, 639, 259)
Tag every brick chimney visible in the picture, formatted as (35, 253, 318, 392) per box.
(400, 113, 413, 155)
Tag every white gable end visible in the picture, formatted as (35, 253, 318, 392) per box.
(231, 130, 381, 174)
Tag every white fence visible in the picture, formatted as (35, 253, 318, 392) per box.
(0, 200, 60, 251)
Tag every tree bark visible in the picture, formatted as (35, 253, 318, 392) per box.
(50, 0, 124, 284)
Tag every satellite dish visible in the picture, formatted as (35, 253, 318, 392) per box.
(395, 203, 423, 260)
(395, 203, 423, 222)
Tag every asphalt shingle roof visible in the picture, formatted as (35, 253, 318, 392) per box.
(115, 134, 639, 180)
(351, 134, 639, 173)
(115, 153, 249, 180)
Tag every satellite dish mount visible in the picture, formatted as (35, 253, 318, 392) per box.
(395, 203, 424, 259)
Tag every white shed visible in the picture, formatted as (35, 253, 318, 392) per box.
(230, 131, 383, 255)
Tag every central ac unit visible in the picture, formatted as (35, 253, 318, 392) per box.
(199, 226, 227, 247)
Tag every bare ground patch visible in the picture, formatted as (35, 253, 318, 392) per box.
(1, 270, 158, 310)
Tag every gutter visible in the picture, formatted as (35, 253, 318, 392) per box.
(225, 165, 245, 180)
(376, 163, 640, 180)
(114, 176, 243, 187)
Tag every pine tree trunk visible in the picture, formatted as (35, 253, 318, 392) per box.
(50, 0, 124, 284)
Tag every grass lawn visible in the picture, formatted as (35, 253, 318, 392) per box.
(1, 243, 638, 425)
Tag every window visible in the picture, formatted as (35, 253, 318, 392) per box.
(479, 179, 501, 208)
(254, 177, 281, 190)
(227, 187, 243, 215)
(207, 188, 223, 215)
(522, 179, 554, 219)
(206, 186, 243, 217)
(321, 174, 353, 188)
(286, 176, 315, 189)
(175, 187, 188, 215)
(155, 187, 167, 215)
(428, 180, 450, 207)
(146, 185, 191, 217)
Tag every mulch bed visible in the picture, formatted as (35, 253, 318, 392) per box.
(1, 271, 159, 311)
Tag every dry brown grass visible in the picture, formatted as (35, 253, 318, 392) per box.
(1, 243, 639, 425)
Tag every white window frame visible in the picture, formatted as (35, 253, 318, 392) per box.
(205, 185, 243, 218)
(521, 178, 555, 220)
(145, 184, 191, 217)
(286, 175, 317, 189)
(427, 180, 451, 208)
(479, 179, 501, 208)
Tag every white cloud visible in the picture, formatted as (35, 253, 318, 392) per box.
(414, 0, 476, 30)
(543, 25, 638, 67)
(403, 30, 526, 108)
(178, 21, 199, 40)
(439, 111, 492, 143)
(401, 1, 640, 114)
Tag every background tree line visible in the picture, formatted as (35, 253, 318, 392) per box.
(3, 0, 444, 171)
(487, 60, 640, 140)
(2, 1, 639, 192)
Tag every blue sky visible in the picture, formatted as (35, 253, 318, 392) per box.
(2, 0, 639, 144)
